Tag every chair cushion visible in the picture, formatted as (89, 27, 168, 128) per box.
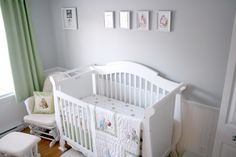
(24, 114, 56, 128)
(33, 91, 54, 114)
(0, 132, 40, 157)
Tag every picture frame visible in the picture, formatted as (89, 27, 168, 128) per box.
(61, 8, 78, 30)
(157, 11, 171, 32)
(136, 11, 149, 31)
(104, 11, 115, 29)
(119, 11, 130, 29)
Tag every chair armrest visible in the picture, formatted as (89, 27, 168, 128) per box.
(24, 96, 35, 114)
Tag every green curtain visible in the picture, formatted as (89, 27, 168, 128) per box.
(0, 0, 44, 102)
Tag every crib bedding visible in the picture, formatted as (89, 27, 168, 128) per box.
(81, 95, 145, 120)
(94, 110, 142, 157)
(82, 95, 144, 157)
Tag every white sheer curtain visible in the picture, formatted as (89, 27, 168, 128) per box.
(0, 8, 14, 96)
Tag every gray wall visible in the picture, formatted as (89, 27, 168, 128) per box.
(32, 0, 236, 107)
(29, 0, 57, 70)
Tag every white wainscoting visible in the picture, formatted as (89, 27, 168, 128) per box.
(0, 94, 27, 135)
(177, 100, 219, 157)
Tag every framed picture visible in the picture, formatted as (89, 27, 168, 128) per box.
(136, 11, 149, 31)
(61, 8, 78, 30)
(119, 11, 130, 29)
(157, 11, 171, 32)
(104, 11, 114, 29)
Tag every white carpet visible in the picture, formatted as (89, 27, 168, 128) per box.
(60, 149, 85, 157)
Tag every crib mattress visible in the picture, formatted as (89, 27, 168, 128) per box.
(81, 95, 145, 120)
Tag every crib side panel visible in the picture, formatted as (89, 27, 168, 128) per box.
(54, 91, 95, 156)
(142, 90, 178, 157)
(58, 73, 94, 99)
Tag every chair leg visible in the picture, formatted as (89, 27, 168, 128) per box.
(49, 140, 57, 148)
(28, 125, 60, 148)
(29, 125, 34, 135)
(48, 128, 59, 147)
(32, 144, 40, 157)
(58, 138, 67, 152)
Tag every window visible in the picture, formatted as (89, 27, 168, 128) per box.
(0, 9, 14, 96)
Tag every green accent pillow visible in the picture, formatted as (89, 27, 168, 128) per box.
(33, 91, 54, 114)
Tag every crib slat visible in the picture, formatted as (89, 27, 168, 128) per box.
(85, 109, 92, 150)
(110, 74, 113, 98)
(150, 83, 154, 105)
(139, 77, 142, 107)
(102, 75, 105, 96)
(68, 102, 75, 141)
(158, 88, 163, 100)
(134, 75, 137, 106)
(59, 98, 67, 137)
(106, 74, 109, 97)
(82, 108, 88, 148)
(92, 73, 96, 95)
(72, 103, 79, 143)
(124, 73, 127, 102)
(96, 74, 99, 95)
(129, 74, 132, 104)
(99, 75, 102, 95)
(65, 101, 71, 139)
(62, 100, 68, 137)
(119, 73, 122, 101)
(115, 73, 117, 99)
(144, 80, 148, 108)
(101, 75, 104, 96)
(154, 85, 158, 103)
(77, 106, 83, 145)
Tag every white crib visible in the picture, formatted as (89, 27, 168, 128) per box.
(50, 61, 186, 157)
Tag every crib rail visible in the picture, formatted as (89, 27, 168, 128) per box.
(54, 90, 94, 156)
(94, 72, 174, 109)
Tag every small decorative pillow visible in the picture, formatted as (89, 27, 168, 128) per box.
(33, 91, 54, 114)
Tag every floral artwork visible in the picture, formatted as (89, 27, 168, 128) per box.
(137, 11, 149, 31)
(158, 11, 171, 32)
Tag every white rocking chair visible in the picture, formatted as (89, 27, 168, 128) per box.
(23, 72, 67, 147)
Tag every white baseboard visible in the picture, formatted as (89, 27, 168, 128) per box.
(0, 123, 27, 138)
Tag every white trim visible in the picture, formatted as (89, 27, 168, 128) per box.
(44, 67, 68, 76)
(0, 93, 15, 101)
(0, 123, 26, 137)
(183, 99, 220, 111)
